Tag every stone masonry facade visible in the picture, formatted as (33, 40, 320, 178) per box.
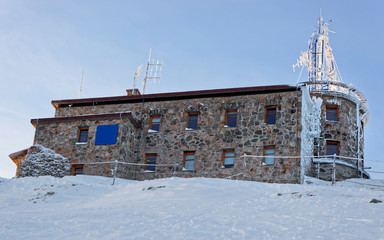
(309, 92, 366, 180)
(31, 86, 303, 183)
(9, 84, 368, 183)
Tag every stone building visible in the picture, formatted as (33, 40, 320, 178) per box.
(9, 16, 370, 183)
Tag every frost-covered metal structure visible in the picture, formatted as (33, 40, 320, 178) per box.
(295, 15, 369, 180)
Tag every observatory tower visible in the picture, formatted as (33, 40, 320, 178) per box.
(295, 15, 369, 180)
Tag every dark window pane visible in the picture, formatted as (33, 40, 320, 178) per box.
(266, 114, 276, 124)
(74, 166, 83, 175)
(151, 117, 160, 131)
(326, 142, 339, 157)
(227, 117, 237, 127)
(226, 111, 237, 127)
(151, 123, 160, 131)
(146, 156, 156, 171)
(188, 114, 198, 129)
(78, 129, 88, 143)
(326, 106, 338, 121)
(266, 107, 276, 124)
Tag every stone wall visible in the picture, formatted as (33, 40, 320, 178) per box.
(33, 117, 138, 177)
(309, 93, 365, 180)
(47, 90, 303, 183)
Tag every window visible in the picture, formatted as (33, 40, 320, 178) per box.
(223, 149, 235, 167)
(72, 165, 84, 175)
(226, 110, 237, 127)
(95, 124, 119, 145)
(77, 127, 89, 143)
(150, 115, 161, 132)
(184, 151, 195, 171)
(326, 105, 338, 121)
(187, 113, 198, 130)
(145, 154, 157, 172)
(264, 146, 275, 165)
(265, 106, 277, 124)
(326, 141, 339, 157)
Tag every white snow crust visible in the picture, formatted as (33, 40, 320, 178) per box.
(300, 86, 322, 183)
(0, 176, 383, 239)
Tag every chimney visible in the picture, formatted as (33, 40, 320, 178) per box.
(126, 89, 141, 96)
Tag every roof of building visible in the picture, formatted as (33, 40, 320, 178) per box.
(9, 148, 29, 164)
(51, 85, 297, 108)
(30, 112, 140, 128)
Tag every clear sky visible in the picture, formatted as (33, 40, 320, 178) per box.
(1, 0, 383, 179)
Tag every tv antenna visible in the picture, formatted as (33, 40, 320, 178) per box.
(78, 67, 84, 98)
(132, 64, 143, 93)
(142, 48, 162, 95)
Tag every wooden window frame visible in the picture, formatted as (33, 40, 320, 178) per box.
(72, 165, 84, 176)
(265, 106, 277, 124)
(145, 154, 157, 171)
(187, 112, 198, 130)
(225, 109, 237, 127)
(263, 146, 275, 165)
(325, 105, 339, 121)
(326, 141, 339, 157)
(77, 127, 89, 143)
(223, 149, 235, 167)
(149, 115, 161, 131)
(183, 151, 195, 170)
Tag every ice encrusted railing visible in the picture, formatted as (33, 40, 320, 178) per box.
(71, 154, 372, 185)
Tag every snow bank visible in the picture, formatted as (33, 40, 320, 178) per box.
(0, 176, 383, 239)
(18, 145, 71, 178)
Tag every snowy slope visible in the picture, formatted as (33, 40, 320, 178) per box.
(0, 176, 383, 240)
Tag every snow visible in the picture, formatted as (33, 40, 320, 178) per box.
(300, 86, 322, 183)
(147, 129, 158, 133)
(1, 176, 383, 239)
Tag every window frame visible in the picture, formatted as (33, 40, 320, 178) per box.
(145, 154, 157, 172)
(326, 141, 339, 157)
(325, 105, 339, 121)
(225, 109, 237, 127)
(265, 106, 277, 124)
(263, 146, 275, 165)
(223, 149, 235, 168)
(72, 165, 84, 176)
(77, 127, 89, 143)
(183, 151, 195, 171)
(149, 115, 161, 132)
(187, 112, 199, 130)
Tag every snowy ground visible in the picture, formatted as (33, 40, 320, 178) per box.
(0, 176, 383, 240)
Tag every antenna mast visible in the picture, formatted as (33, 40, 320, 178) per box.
(78, 67, 84, 98)
(142, 48, 162, 95)
(132, 64, 143, 94)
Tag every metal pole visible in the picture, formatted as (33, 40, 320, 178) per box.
(173, 163, 177, 178)
(112, 160, 118, 185)
(332, 154, 336, 186)
(243, 153, 247, 181)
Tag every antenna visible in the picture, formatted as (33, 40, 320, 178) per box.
(132, 64, 143, 94)
(142, 48, 162, 95)
(78, 67, 84, 98)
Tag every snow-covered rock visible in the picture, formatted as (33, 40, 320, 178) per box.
(18, 145, 71, 178)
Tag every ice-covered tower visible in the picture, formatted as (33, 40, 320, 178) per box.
(293, 15, 341, 91)
(295, 14, 370, 181)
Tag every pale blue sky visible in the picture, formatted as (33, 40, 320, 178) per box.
(1, 0, 383, 178)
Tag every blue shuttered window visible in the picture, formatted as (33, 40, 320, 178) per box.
(95, 124, 119, 145)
